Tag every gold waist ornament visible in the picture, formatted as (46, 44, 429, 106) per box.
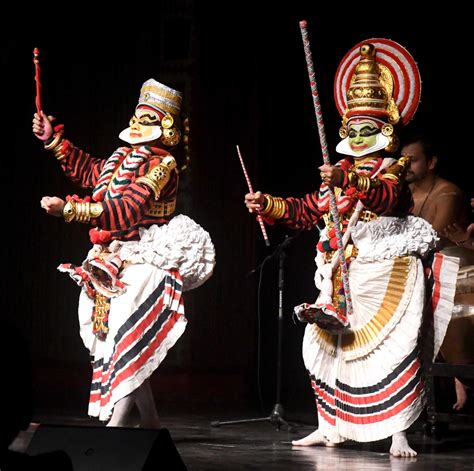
(145, 199, 176, 218)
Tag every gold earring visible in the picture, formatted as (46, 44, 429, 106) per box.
(160, 126, 181, 147)
(381, 123, 394, 137)
(384, 134, 399, 153)
(161, 113, 174, 129)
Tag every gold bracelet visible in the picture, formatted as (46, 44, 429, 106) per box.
(357, 175, 370, 192)
(273, 197, 287, 219)
(260, 194, 287, 219)
(346, 170, 381, 192)
(75, 202, 90, 223)
(63, 200, 76, 223)
(63, 200, 103, 223)
(356, 175, 380, 192)
(44, 133, 63, 151)
(262, 194, 274, 214)
(346, 171, 359, 188)
(52, 140, 69, 161)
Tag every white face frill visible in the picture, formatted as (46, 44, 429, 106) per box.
(335, 132, 390, 157)
(118, 125, 163, 145)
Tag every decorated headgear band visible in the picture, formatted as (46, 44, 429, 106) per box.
(138, 78, 182, 116)
(334, 38, 421, 156)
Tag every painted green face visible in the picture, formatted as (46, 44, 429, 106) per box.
(348, 123, 379, 154)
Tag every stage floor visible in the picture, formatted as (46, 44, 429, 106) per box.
(10, 407, 474, 470)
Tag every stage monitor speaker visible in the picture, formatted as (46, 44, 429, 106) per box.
(27, 424, 187, 470)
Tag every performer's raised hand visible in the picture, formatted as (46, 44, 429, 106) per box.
(40, 196, 65, 217)
(245, 191, 265, 213)
(319, 164, 343, 188)
(32, 111, 55, 142)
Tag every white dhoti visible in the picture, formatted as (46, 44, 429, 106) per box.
(60, 214, 215, 421)
(300, 216, 458, 442)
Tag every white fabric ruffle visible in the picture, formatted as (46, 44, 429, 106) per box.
(311, 158, 393, 306)
(112, 214, 215, 291)
(351, 215, 439, 262)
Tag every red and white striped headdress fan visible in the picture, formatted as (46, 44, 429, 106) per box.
(334, 38, 421, 127)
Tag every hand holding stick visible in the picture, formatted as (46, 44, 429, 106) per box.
(237, 145, 270, 247)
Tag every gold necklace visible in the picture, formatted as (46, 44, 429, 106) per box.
(416, 177, 438, 218)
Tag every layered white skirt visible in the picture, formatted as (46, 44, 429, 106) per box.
(301, 217, 458, 442)
(62, 215, 215, 421)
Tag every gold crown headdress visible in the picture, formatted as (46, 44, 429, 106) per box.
(334, 39, 421, 154)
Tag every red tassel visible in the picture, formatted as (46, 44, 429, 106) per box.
(89, 228, 112, 244)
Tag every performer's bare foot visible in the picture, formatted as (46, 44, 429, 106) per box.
(390, 431, 417, 457)
(136, 379, 161, 429)
(107, 395, 135, 427)
(291, 429, 336, 447)
(453, 378, 468, 411)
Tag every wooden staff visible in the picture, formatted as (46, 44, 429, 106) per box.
(299, 21, 352, 320)
(237, 145, 270, 247)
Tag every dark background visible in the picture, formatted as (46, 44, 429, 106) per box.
(3, 3, 471, 423)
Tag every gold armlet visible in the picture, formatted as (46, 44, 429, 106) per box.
(382, 155, 411, 184)
(63, 200, 103, 223)
(260, 194, 287, 219)
(135, 156, 177, 200)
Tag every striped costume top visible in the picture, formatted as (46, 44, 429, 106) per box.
(58, 140, 178, 242)
(278, 156, 411, 231)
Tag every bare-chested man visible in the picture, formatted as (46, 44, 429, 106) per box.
(402, 133, 471, 411)
(402, 134, 468, 247)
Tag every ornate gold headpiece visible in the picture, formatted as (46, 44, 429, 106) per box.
(344, 44, 400, 127)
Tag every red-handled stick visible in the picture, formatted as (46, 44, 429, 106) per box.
(237, 145, 270, 246)
(33, 48, 42, 113)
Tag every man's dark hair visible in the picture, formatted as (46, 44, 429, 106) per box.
(400, 129, 438, 160)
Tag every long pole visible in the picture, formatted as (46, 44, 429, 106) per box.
(299, 21, 352, 320)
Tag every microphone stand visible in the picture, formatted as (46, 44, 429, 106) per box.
(211, 235, 296, 431)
